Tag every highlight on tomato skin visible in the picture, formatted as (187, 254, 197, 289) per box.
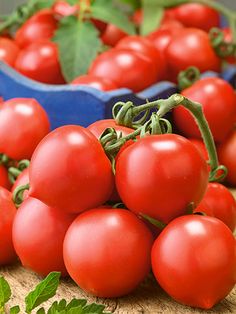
(151, 215, 236, 310)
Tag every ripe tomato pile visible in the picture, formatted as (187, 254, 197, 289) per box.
(0, 0, 236, 312)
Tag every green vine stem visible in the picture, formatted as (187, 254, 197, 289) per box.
(8, 159, 30, 184)
(13, 183, 30, 208)
(178, 66, 201, 90)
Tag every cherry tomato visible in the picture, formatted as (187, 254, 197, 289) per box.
(116, 35, 166, 81)
(71, 75, 117, 91)
(15, 40, 65, 84)
(199, 183, 236, 232)
(101, 24, 127, 47)
(29, 125, 114, 214)
(166, 28, 221, 80)
(152, 215, 236, 309)
(173, 77, 236, 143)
(89, 49, 159, 92)
(165, 3, 220, 32)
(0, 37, 19, 67)
(188, 138, 210, 173)
(0, 165, 11, 190)
(15, 9, 58, 48)
(12, 197, 75, 277)
(11, 168, 29, 200)
(0, 98, 50, 160)
(63, 208, 153, 297)
(115, 134, 208, 224)
(193, 201, 214, 217)
(218, 131, 236, 186)
(222, 27, 236, 64)
(0, 187, 17, 265)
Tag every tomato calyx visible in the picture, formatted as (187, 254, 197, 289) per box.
(8, 159, 30, 184)
(13, 183, 30, 208)
(177, 66, 201, 91)
(209, 27, 236, 58)
(141, 213, 167, 231)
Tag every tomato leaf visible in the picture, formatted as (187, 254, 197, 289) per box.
(54, 16, 102, 82)
(142, 0, 186, 8)
(140, 0, 164, 35)
(25, 272, 61, 313)
(0, 277, 11, 309)
(91, 0, 136, 34)
(10, 306, 20, 314)
(36, 308, 46, 314)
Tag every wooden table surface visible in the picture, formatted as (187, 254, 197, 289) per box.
(1, 190, 236, 314)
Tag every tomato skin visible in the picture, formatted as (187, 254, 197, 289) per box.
(63, 208, 153, 297)
(151, 215, 236, 309)
(11, 168, 29, 200)
(0, 187, 17, 265)
(222, 28, 236, 64)
(15, 40, 65, 84)
(0, 37, 19, 67)
(71, 75, 117, 91)
(89, 49, 159, 92)
(0, 98, 50, 160)
(116, 35, 166, 81)
(218, 131, 236, 186)
(199, 183, 236, 232)
(173, 77, 236, 143)
(115, 134, 208, 224)
(101, 24, 127, 47)
(0, 165, 11, 190)
(166, 28, 221, 80)
(15, 9, 58, 48)
(165, 3, 220, 32)
(193, 201, 214, 217)
(29, 125, 114, 214)
(12, 197, 75, 277)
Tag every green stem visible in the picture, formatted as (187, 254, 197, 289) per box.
(13, 183, 30, 208)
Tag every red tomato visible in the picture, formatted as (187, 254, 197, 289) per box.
(11, 168, 29, 200)
(15, 40, 65, 84)
(166, 28, 221, 80)
(29, 125, 114, 214)
(0, 187, 17, 265)
(0, 165, 11, 190)
(0, 37, 19, 67)
(222, 28, 236, 64)
(165, 3, 220, 31)
(15, 9, 58, 48)
(101, 24, 127, 47)
(218, 131, 236, 186)
(173, 77, 236, 143)
(115, 134, 208, 224)
(152, 215, 236, 309)
(12, 197, 75, 277)
(116, 35, 166, 81)
(193, 201, 214, 217)
(198, 183, 236, 232)
(0, 98, 50, 160)
(71, 75, 117, 91)
(52, 0, 78, 17)
(63, 208, 153, 297)
(188, 138, 210, 173)
(89, 49, 159, 92)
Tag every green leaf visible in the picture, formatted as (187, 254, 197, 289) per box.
(142, 0, 187, 7)
(10, 306, 20, 314)
(83, 303, 107, 313)
(54, 17, 102, 82)
(115, 0, 141, 10)
(91, 0, 136, 35)
(140, 0, 164, 35)
(25, 272, 61, 313)
(0, 277, 11, 308)
(37, 308, 46, 314)
(66, 299, 87, 310)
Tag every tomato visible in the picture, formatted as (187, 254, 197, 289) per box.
(63, 208, 153, 297)
(15, 40, 65, 84)
(15, 9, 58, 48)
(151, 215, 236, 309)
(0, 187, 17, 265)
(29, 125, 114, 213)
(0, 37, 19, 67)
(193, 201, 214, 217)
(173, 77, 236, 143)
(0, 98, 50, 160)
(116, 134, 208, 224)
(101, 24, 127, 47)
(52, 0, 78, 17)
(89, 49, 159, 92)
(199, 183, 236, 232)
(0, 165, 11, 190)
(11, 168, 29, 200)
(165, 3, 220, 32)
(116, 35, 166, 81)
(71, 75, 117, 91)
(218, 131, 236, 186)
(12, 197, 75, 277)
(222, 27, 236, 64)
(166, 28, 221, 80)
